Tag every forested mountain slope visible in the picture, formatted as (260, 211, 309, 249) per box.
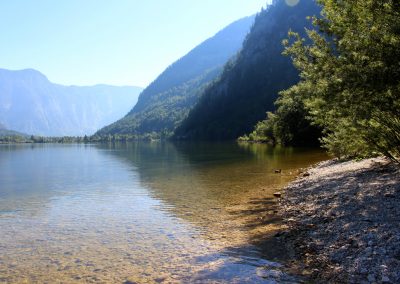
(0, 69, 142, 136)
(175, 0, 320, 140)
(96, 16, 255, 136)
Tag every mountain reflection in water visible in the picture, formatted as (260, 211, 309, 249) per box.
(0, 142, 327, 283)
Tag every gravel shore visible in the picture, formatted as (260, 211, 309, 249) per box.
(278, 157, 400, 283)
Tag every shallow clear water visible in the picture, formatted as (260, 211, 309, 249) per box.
(0, 142, 327, 283)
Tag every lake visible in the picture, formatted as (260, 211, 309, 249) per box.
(0, 142, 327, 283)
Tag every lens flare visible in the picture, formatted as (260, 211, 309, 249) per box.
(285, 0, 300, 6)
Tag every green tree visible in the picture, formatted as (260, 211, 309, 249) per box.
(281, 0, 400, 162)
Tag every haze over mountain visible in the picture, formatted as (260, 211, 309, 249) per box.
(96, 15, 255, 137)
(0, 69, 142, 136)
(175, 0, 321, 140)
(0, 122, 27, 137)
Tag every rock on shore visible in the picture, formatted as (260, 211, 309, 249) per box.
(279, 157, 400, 283)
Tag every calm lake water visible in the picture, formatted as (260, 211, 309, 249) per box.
(0, 142, 327, 283)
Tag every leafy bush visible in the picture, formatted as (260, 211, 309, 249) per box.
(280, 0, 400, 162)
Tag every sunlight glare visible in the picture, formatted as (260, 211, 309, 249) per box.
(285, 0, 300, 6)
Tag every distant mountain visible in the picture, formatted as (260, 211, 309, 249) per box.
(0, 123, 27, 137)
(175, 0, 321, 140)
(0, 69, 142, 136)
(96, 15, 255, 136)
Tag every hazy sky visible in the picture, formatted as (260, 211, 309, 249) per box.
(0, 0, 269, 87)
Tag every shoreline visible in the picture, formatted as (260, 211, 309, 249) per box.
(276, 157, 400, 283)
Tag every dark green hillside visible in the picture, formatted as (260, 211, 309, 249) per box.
(96, 16, 255, 137)
(175, 0, 320, 140)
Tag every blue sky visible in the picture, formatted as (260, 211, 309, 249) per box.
(0, 0, 269, 87)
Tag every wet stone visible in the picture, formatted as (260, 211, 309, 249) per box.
(273, 192, 282, 198)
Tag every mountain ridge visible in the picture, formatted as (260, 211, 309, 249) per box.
(0, 68, 143, 136)
(175, 0, 321, 140)
(96, 15, 256, 137)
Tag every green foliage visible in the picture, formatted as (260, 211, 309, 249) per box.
(98, 69, 220, 136)
(270, 91, 322, 146)
(238, 112, 276, 143)
(241, 92, 322, 146)
(0, 135, 28, 143)
(97, 16, 255, 137)
(0, 133, 168, 144)
(280, 0, 400, 162)
(175, 0, 321, 140)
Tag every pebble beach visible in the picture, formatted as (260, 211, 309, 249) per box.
(278, 157, 400, 283)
